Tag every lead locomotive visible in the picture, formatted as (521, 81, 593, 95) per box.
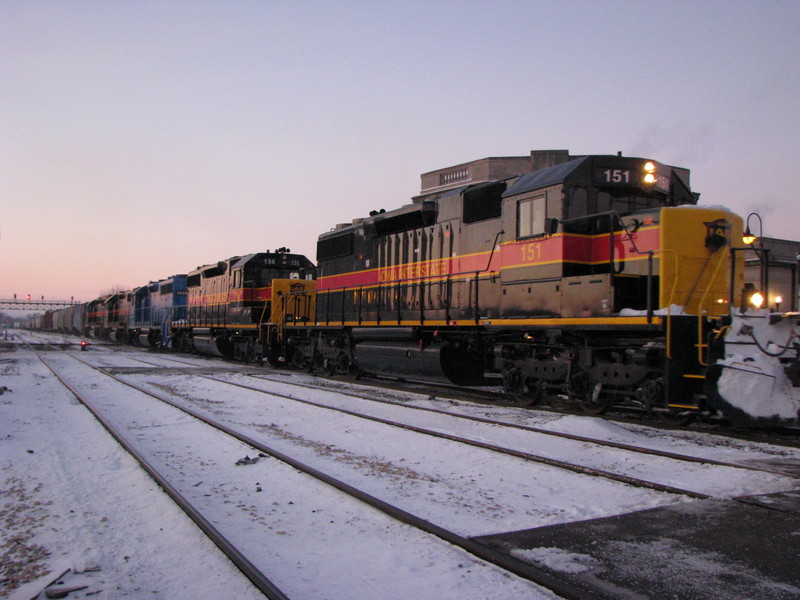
(279, 150, 798, 423)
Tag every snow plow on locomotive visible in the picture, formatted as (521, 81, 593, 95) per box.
(277, 152, 800, 425)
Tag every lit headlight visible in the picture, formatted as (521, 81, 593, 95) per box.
(644, 161, 656, 172)
(643, 173, 656, 184)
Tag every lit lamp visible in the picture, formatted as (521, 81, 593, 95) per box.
(750, 291, 764, 309)
(775, 295, 783, 312)
(742, 212, 763, 245)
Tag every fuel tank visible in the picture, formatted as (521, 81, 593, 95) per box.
(352, 341, 451, 384)
(192, 328, 226, 357)
(352, 339, 486, 386)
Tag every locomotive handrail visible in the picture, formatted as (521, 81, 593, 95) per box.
(257, 296, 271, 342)
(696, 246, 730, 366)
(662, 250, 681, 359)
(315, 230, 507, 327)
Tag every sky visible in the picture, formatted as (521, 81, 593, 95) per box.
(2, 1, 799, 302)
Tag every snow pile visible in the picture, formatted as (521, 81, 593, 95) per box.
(617, 304, 686, 317)
(674, 203, 737, 214)
(715, 312, 800, 421)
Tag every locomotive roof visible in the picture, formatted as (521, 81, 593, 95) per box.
(502, 156, 588, 198)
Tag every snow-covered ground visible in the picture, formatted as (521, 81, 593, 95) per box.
(3, 331, 799, 599)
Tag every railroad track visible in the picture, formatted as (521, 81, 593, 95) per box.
(21, 328, 800, 453)
(238, 373, 799, 480)
(28, 344, 604, 599)
(79, 346, 800, 491)
(366, 374, 800, 447)
(28, 344, 289, 600)
(82, 349, 800, 509)
(102, 340, 800, 447)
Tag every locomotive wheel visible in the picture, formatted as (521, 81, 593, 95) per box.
(243, 345, 255, 365)
(578, 382, 612, 415)
(322, 358, 336, 376)
(290, 351, 308, 371)
(339, 354, 363, 380)
(523, 378, 545, 406)
(502, 366, 524, 395)
(636, 378, 663, 412)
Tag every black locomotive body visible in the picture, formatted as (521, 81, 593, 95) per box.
(282, 153, 747, 418)
(173, 249, 316, 363)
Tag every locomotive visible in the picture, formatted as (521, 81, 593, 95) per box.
(33, 149, 800, 425)
(41, 250, 315, 364)
(276, 150, 799, 424)
(173, 250, 315, 362)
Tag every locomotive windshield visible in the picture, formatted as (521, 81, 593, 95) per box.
(566, 187, 669, 221)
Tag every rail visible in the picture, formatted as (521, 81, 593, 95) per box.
(30, 348, 290, 599)
(696, 246, 731, 366)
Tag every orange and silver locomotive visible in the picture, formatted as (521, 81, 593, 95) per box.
(281, 151, 760, 421)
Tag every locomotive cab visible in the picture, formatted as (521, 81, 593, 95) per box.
(499, 155, 707, 319)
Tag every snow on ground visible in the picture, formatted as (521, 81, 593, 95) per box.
(0, 342, 265, 599)
(1, 336, 555, 599)
(3, 331, 800, 598)
(197, 371, 797, 500)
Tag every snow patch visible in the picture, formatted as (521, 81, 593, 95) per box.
(617, 304, 686, 317)
(511, 546, 603, 574)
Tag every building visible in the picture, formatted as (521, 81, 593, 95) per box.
(743, 237, 800, 311)
(414, 150, 575, 203)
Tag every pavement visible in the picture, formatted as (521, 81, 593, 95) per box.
(475, 491, 800, 600)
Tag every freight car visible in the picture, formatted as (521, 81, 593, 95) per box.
(53, 302, 85, 336)
(276, 151, 799, 425)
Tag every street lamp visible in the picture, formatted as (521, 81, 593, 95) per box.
(742, 212, 769, 309)
(751, 291, 764, 309)
(743, 212, 763, 245)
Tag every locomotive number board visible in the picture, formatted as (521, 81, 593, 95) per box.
(594, 167, 671, 192)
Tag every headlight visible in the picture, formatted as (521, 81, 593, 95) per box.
(643, 173, 656, 184)
(643, 161, 656, 172)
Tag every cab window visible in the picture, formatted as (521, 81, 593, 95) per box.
(517, 195, 545, 238)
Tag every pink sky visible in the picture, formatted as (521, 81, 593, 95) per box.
(3, 1, 799, 302)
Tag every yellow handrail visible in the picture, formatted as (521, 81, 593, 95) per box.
(695, 246, 730, 366)
(652, 249, 680, 359)
(257, 297, 272, 342)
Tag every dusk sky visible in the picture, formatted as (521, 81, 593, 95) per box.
(2, 1, 799, 302)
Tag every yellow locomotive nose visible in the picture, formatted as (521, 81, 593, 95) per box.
(659, 207, 744, 316)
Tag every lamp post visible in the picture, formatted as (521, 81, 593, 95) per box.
(742, 212, 769, 309)
(742, 212, 762, 245)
